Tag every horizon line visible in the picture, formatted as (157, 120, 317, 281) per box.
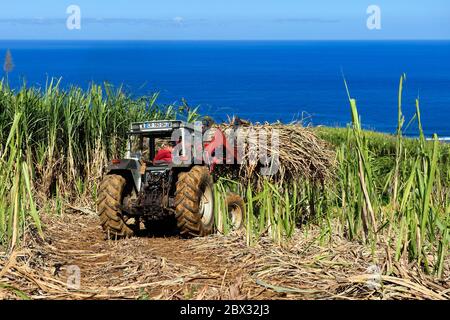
(1, 38, 450, 41)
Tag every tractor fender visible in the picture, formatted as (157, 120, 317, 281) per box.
(106, 159, 142, 192)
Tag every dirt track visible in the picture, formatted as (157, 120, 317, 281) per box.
(2, 213, 281, 299)
(0, 212, 449, 300)
(34, 213, 267, 299)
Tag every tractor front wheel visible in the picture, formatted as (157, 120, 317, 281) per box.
(174, 166, 215, 237)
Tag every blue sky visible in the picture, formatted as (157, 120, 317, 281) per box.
(0, 0, 449, 40)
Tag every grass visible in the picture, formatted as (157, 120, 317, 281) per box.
(0, 112, 42, 250)
(217, 75, 449, 277)
(0, 76, 448, 278)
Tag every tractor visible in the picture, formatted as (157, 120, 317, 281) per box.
(96, 120, 245, 238)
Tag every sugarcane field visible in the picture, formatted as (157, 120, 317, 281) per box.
(0, 78, 448, 301)
(1, 2, 449, 308)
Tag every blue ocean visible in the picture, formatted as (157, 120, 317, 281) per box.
(1, 40, 449, 137)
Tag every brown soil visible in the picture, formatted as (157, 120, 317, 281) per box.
(0, 212, 448, 300)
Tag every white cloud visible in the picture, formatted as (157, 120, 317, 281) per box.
(173, 16, 184, 26)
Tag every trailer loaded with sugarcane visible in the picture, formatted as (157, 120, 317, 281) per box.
(97, 117, 335, 239)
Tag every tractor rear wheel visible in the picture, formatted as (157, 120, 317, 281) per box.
(97, 174, 134, 239)
(225, 193, 245, 231)
(174, 166, 215, 237)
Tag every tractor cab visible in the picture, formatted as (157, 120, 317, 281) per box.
(126, 120, 196, 166)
